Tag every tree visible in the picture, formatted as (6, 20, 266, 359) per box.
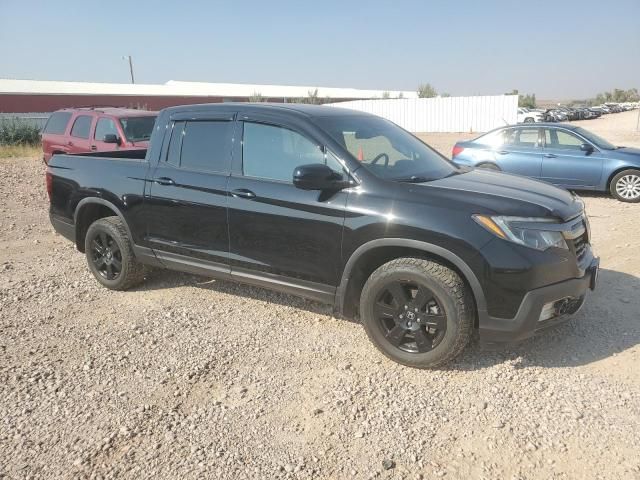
(417, 83, 437, 98)
(441, 92, 451, 98)
(519, 93, 536, 109)
(248, 91, 265, 102)
(381, 91, 391, 99)
(508, 89, 536, 108)
(306, 88, 321, 105)
(593, 88, 639, 104)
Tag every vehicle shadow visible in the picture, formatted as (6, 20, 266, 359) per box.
(139, 268, 339, 319)
(452, 268, 640, 370)
(139, 267, 639, 369)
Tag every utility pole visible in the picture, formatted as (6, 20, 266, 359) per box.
(122, 55, 135, 84)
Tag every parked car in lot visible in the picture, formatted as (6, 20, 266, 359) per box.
(42, 107, 157, 164)
(517, 108, 543, 123)
(543, 109, 568, 122)
(47, 103, 598, 368)
(452, 123, 640, 202)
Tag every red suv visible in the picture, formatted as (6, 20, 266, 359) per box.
(41, 107, 157, 164)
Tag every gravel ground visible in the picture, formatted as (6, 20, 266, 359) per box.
(1, 111, 639, 479)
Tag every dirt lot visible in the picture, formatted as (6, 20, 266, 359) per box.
(1, 110, 639, 479)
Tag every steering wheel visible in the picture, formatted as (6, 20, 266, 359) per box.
(371, 153, 390, 167)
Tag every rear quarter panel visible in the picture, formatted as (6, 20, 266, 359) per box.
(453, 142, 496, 167)
(48, 154, 150, 244)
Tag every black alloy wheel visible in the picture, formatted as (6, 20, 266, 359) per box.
(90, 231, 122, 280)
(84, 216, 146, 290)
(373, 280, 447, 354)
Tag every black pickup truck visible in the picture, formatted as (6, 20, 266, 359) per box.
(47, 103, 599, 368)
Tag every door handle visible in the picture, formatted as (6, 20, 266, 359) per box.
(154, 177, 176, 186)
(230, 188, 256, 199)
(544, 154, 557, 158)
(496, 150, 509, 155)
(90, 145, 97, 151)
(68, 141, 74, 146)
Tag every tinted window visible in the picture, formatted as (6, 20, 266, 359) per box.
(179, 121, 231, 172)
(119, 116, 156, 142)
(70, 115, 93, 139)
(243, 122, 342, 182)
(94, 118, 118, 141)
(504, 128, 539, 147)
(545, 129, 583, 150)
(43, 112, 72, 135)
(166, 121, 185, 166)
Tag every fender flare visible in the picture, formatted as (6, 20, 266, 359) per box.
(335, 238, 488, 322)
(73, 197, 135, 248)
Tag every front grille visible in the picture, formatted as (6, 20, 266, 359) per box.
(572, 232, 588, 263)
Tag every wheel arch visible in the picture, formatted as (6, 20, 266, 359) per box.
(74, 198, 134, 252)
(606, 166, 640, 192)
(335, 239, 487, 326)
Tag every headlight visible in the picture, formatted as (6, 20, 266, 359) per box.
(473, 215, 568, 251)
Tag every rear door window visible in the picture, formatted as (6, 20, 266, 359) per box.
(504, 128, 539, 148)
(70, 115, 93, 139)
(178, 121, 232, 173)
(43, 112, 72, 135)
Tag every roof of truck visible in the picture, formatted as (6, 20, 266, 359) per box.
(162, 102, 365, 118)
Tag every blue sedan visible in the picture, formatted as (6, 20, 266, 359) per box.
(451, 123, 640, 202)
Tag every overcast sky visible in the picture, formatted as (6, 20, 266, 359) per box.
(1, 0, 638, 99)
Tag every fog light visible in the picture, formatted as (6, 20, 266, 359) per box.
(539, 302, 557, 322)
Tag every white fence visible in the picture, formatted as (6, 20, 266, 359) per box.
(326, 95, 518, 133)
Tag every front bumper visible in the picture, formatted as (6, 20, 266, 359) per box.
(479, 257, 599, 346)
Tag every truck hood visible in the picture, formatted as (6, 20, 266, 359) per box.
(411, 169, 583, 221)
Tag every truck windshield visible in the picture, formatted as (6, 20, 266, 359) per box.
(315, 115, 457, 182)
(119, 116, 157, 142)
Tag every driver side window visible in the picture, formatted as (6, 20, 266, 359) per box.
(545, 129, 583, 150)
(242, 122, 343, 182)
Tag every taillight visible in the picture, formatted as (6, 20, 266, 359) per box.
(46, 172, 53, 201)
(452, 145, 465, 158)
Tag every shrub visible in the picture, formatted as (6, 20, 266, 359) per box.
(0, 119, 41, 146)
(417, 83, 437, 98)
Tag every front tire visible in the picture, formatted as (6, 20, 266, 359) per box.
(360, 258, 474, 368)
(524, 117, 535, 123)
(610, 169, 640, 203)
(84, 216, 146, 290)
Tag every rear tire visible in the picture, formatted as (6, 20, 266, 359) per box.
(360, 258, 474, 368)
(610, 169, 640, 203)
(84, 216, 146, 290)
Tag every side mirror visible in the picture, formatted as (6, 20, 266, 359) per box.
(580, 143, 594, 153)
(293, 164, 350, 191)
(103, 134, 122, 145)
